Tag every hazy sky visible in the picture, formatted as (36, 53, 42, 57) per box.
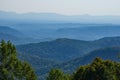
(0, 0, 120, 15)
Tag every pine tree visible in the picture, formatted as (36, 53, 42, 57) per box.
(0, 40, 37, 80)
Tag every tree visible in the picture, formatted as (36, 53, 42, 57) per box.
(73, 57, 120, 80)
(47, 68, 71, 80)
(0, 40, 37, 80)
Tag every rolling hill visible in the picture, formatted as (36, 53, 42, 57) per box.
(0, 26, 43, 44)
(17, 37, 120, 62)
(0, 26, 25, 44)
(18, 53, 58, 79)
(55, 25, 120, 40)
(16, 37, 120, 80)
(57, 47, 120, 73)
(0, 26, 24, 37)
(10, 23, 120, 41)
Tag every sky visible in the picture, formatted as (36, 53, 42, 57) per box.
(0, 0, 120, 15)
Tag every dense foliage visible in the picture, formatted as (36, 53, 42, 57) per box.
(0, 40, 37, 80)
(47, 69, 71, 80)
(48, 58, 120, 80)
(74, 57, 120, 80)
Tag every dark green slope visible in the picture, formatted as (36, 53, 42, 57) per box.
(17, 38, 93, 61)
(57, 47, 120, 73)
(17, 37, 120, 62)
(20, 47, 120, 80)
(18, 53, 58, 80)
(16, 37, 120, 80)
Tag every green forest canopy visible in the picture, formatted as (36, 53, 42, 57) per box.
(47, 58, 120, 80)
(0, 40, 37, 80)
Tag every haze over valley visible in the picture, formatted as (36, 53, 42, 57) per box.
(1, 0, 120, 80)
(1, 11, 120, 43)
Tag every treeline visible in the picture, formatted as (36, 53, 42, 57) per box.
(47, 57, 120, 80)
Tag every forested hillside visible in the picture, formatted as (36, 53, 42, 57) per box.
(48, 58, 120, 80)
(57, 47, 120, 73)
(17, 37, 120, 62)
(16, 37, 120, 80)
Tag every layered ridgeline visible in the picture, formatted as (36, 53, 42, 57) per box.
(0, 26, 23, 37)
(0, 26, 41, 44)
(57, 47, 120, 73)
(0, 26, 24, 44)
(1, 11, 120, 41)
(55, 25, 120, 40)
(17, 37, 120, 62)
(0, 11, 120, 24)
(16, 37, 120, 80)
(5, 24, 120, 41)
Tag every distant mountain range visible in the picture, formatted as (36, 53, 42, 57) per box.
(0, 11, 120, 24)
(0, 26, 23, 44)
(3, 23, 120, 41)
(0, 26, 24, 36)
(1, 11, 120, 41)
(54, 25, 120, 40)
(0, 26, 46, 44)
(0, 24, 120, 44)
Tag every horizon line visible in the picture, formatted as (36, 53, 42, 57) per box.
(1, 10, 120, 16)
